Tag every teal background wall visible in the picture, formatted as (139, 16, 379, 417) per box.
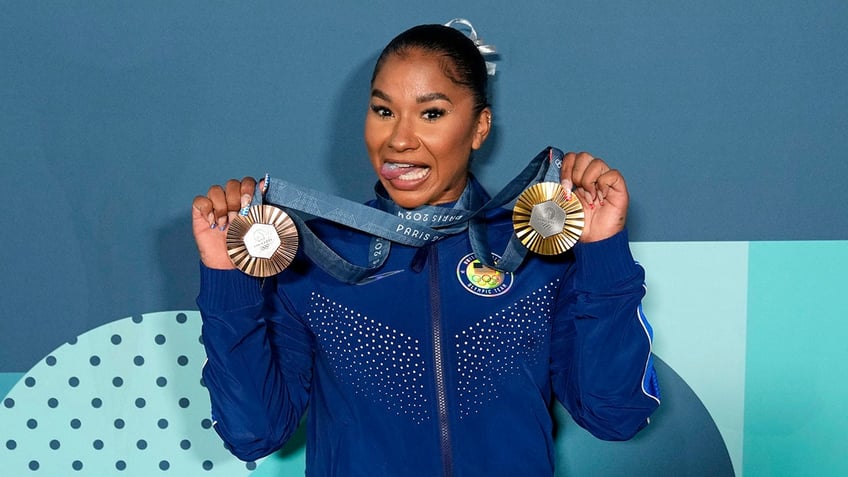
(744, 242, 848, 476)
(2, 1, 847, 475)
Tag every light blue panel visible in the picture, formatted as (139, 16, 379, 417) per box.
(745, 241, 848, 476)
(0, 311, 262, 476)
(631, 242, 749, 477)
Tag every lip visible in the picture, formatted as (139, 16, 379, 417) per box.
(380, 160, 432, 190)
(383, 158, 428, 167)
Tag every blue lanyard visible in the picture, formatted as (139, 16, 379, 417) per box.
(258, 147, 564, 283)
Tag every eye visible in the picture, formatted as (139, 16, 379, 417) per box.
(370, 104, 393, 119)
(422, 108, 447, 121)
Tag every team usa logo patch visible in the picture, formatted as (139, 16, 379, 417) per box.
(456, 253, 514, 297)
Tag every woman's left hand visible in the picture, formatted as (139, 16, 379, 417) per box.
(560, 151, 628, 243)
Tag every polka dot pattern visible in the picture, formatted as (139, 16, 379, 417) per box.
(306, 293, 431, 423)
(0, 311, 266, 475)
(454, 281, 558, 417)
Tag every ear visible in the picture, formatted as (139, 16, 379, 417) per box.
(471, 107, 492, 150)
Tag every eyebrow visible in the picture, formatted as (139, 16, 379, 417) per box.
(371, 88, 453, 104)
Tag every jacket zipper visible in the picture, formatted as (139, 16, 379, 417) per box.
(429, 245, 453, 476)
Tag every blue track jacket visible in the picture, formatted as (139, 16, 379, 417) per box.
(197, 197, 660, 477)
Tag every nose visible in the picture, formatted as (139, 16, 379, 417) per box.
(388, 116, 419, 151)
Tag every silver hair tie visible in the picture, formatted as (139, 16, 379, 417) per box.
(444, 18, 497, 76)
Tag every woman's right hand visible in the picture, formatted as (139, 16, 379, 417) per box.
(191, 177, 257, 269)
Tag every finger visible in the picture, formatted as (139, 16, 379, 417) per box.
(577, 186, 594, 209)
(580, 157, 611, 201)
(237, 177, 258, 213)
(229, 181, 257, 222)
(240, 176, 257, 198)
(192, 195, 215, 227)
(569, 152, 596, 190)
(567, 152, 596, 205)
(225, 179, 242, 213)
(207, 185, 227, 229)
(595, 169, 626, 204)
(560, 152, 577, 196)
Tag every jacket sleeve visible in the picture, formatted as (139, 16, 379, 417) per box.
(196, 264, 313, 461)
(550, 230, 660, 440)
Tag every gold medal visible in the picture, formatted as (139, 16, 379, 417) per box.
(512, 182, 584, 255)
(226, 205, 299, 277)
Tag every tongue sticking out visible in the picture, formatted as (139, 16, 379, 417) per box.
(381, 163, 430, 181)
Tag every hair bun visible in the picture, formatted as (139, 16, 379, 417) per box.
(444, 18, 497, 75)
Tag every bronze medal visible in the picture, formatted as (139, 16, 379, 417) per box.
(512, 182, 584, 255)
(226, 205, 299, 277)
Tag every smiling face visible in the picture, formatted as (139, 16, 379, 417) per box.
(365, 50, 491, 209)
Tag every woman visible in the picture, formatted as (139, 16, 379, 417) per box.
(192, 22, 659, 477)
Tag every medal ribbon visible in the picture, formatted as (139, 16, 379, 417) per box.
(256, 147, 565, 283)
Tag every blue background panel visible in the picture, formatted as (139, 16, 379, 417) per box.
(2, 1, 848, 370)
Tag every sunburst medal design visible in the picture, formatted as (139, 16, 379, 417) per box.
(512, 182, 584, 255)
(226, 205, 299, 277)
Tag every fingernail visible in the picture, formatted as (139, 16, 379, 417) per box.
(560, 178, 573, 201)
(240, 194, 251, 209)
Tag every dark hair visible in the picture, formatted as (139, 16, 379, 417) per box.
(371, 24, 490, 114)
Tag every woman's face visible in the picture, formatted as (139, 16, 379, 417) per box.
(365, 50, 491, 209)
